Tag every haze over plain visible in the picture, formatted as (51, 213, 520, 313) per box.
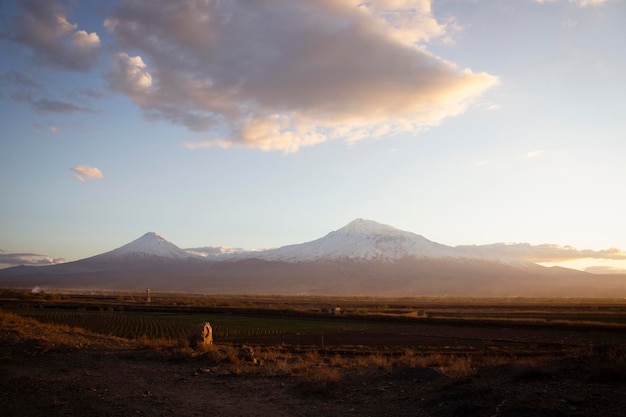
(1, 0, 625, 275)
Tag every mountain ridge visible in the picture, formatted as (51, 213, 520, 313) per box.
(1, 218, 625, 297)
(199, 219, 536, 269)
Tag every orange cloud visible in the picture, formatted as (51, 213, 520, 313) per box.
(71, 165, 104, 182)
(106, 0, 499, 152)
(5, 0, 101, 72)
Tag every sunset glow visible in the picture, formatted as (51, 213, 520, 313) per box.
(1, 0, 625, 275)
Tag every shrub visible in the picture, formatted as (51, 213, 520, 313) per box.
(297, 366, 342, 396)
(440, 355, 475, 378)
(136, 335, 176, 351)
(328, 353, 349, 368)
(354, 352, 391, 371)
(397, 348, 419, 367)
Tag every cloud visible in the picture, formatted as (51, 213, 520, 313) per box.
(184, 246, 249, 257)
(562, 18, 578, 28)
(108, 53, 153, 98)
(0, 251, 65, 268)
(525, 150, 544, 159)
(462, 242, 626, 262)
(2, 0, 101, 72)
(0, 70, 42, 89)
(11, 91, 95, 114)
(1, 69, 98, 115)
(32, 121, 77, 135)
(533, 0, 611, 6)
(81, 88, 106, 99)
(105, 0, 498, 152)
(584, 265, 626, 274)
(71, 165, 104, 182)
(31, 97, 94, 114)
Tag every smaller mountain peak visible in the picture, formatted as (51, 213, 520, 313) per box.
(93, 231, 197, 260)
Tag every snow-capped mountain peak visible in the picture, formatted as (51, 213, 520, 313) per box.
(238, 219, 460, 262)
(93, 232, 199, 261)
(218, 219, 542, 268)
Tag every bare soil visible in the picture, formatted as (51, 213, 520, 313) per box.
(2, 314, 626, 417)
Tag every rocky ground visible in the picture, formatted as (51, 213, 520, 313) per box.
(1, 313, 626, 417)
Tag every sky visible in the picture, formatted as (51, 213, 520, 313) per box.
(1, 0, 625, 273)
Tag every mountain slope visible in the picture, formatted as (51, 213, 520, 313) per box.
(237, 218, 455, 262)
(85, 232, 200, 262)
(0, 232, 206, 283)
(230, 219, 534, 268)
(1, 220, 624, 297)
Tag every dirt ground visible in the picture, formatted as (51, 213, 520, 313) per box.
(2, 315, 626, 417)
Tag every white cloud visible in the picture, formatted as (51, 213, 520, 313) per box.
(575, 0, 611, 5)
(562, 18, 578, 28)
(71, 165, 104, 182)
(4, 0, 101, 72)
(184, 246, 249, 257)
(71, 30, 100, 50)
(584, 265, 626, 274)
(356, 0, 450, 45)
(525, 150, 544, 158)
(183, 139, 231, 150)
(533, 0, 611, 6)
(105, 0, 499, 152)
(32, 121, 77, 135)
(477, 102, 500, 111)
(464, 242, 626, 262)
(108, 53, 153, 98)
(0, 251, 65, 268)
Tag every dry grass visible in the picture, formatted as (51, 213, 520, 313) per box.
(224, 345, 245, 364)
(353, 352, 392, 370)
(1, 310, 40, 328)
(296, 365, 342, 396)
(1, 310, 82, 340)
(0, 310, 131, 350)
(301, 350, 321, 368)
(259, 346, 291, 363)
(135, 335, 178, 350)
(327, 353, 348, 368)
(6, 309, 622, 384)
(439, 355, 474, 378)
(266, 359, 293, 376)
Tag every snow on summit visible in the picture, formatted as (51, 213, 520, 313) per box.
(74, 219, 537, 267)
(245, 218, 461, 262)
(95, 232, 198, 260)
